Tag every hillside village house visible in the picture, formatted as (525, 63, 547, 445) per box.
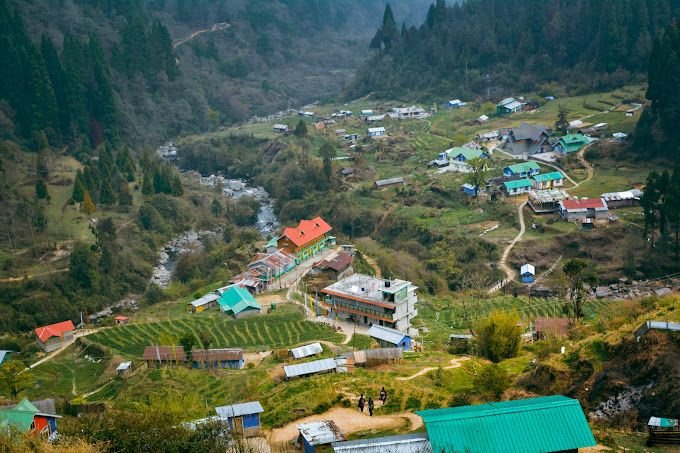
(496, 97, 526, 114)
(367, 325, 412, 351)
(277, 217, 333, 263)
(114, 315, 129, 325)
(447, 99, 467, 108)
(34, 320, 75, 352)
(367, 126, 385, 137)
(360, 109, 373, 116)
(187, 293, 220, 313)
(215, 401, 264, 437)
(528, 189, 570, 213)
(321, 273, 418, 332)
(520, 263, 536, 283)
(532, 171, 565, 190)
(503, 179, 532, 195)
(247, 249, 297, 284)
(554, 133, 590, 154)
(391, 105, 428, 119)
(0, 398, 61, 440)
(602, 189, 642, 208)
(558, 198, 609, 221)
(272, 124, 289, 133)
(192, 348, 244, 369)
(476, 130, 499, 141)
(142, 346, 186, 368)
(312, 252, 354, 281)
(433, 147, 490, 172)
(503, 161, 541, 178)
(218, 286, 262, 318)
(374, 177, 405, 189)
(505, 123, 551, 156)
(298, 420, 346, 453)
(289, 343, 323, 360)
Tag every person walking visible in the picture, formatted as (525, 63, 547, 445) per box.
(379, 387, 387, 405)
(368, 397, 374, 416)
(358, 394, 365, 413)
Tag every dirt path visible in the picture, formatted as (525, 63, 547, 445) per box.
(25, 328, 102, 371)
(173, 23, 230, 49)
(498, 201, 527, 282)
(0, 268, 68, 283)
(362, 255, 382, 278)
(568, 144, 595, 190)
(269, 407, 422, 443)
(396, 357, 470, 381)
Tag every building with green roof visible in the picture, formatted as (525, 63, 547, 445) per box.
(503, 178, 532, 195)
(531, 171, 565, 189)
(218, 286, 262, 319)
(503, 161, 541, 178)
(0, 398, 60, 438)
(418, 395, 596, 453)
(555, 133, 590, 154)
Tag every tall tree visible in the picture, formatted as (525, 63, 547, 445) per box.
(0, 360, 34, 401)
(319, 142, 337, 182)
(562, 258, 598, 319)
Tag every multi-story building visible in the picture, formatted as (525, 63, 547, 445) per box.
(277, 216, 334, 263)
(321, 273, 418, 332)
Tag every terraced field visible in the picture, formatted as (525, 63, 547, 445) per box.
(86, 305, 344, 357)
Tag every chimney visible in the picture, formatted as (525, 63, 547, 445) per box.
(385, 280, 391, 288)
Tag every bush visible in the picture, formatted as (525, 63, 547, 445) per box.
(405, 396, 422, 411)
(475, 311, 522, 363)
(474, 364, 510, 400)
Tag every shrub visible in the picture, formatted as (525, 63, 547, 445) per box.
(475, 311, 522, 363)
(474, 364, 510, 400)
(405, 396, 422, 411)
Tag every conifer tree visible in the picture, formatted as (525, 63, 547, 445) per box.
(35, 179, 48, 200)
(82, 190, 96, 214)
(72, 169, 86, 202)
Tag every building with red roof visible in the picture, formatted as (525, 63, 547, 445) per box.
(34, 320, 75, 352)
(558, 198, 608, 221)
(277, 217, 334, 262)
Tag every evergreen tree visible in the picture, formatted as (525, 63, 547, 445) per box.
(294, 120, 307, 137)
(319, 142, 337, 182)
(35, 179, 48, 200)
(82, 190, 96, 214)
(72, 169, 86, 202)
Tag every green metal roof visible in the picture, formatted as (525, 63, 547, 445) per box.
(503, 179, 532, 189)
(532, 171, 564, 182)
(0, 398, 39, 432)
(266, 236, 279, 248)
(451, 147, 487, 161)
(559, 134, 589, 153)
(219, 287, 261, 315)
(505, 161, 541, 174)
(418, 395, 596, 453)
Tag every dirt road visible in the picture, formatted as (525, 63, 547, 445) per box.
(173, 23, 230, 49)
(498, 201, 527, 282)
(396, 357, 470, 381)
(269, 407, 422, 444)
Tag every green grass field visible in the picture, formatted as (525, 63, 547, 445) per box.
(86, 304, 344, 356)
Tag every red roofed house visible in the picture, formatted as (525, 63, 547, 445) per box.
(115, 316, 129, 325)
(35, 320, 75, 352)
(558, 198, 608, 221)
(277, 217, 334, 263)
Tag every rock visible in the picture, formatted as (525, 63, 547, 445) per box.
(595, 286, 612, 298)
(655, 287, 672, 297)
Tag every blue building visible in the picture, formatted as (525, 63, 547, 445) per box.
(503, 161, 541, 178)
(521, 264, 536, 283)
(192, 348, 244, 369)
(368, 325, 412, 351)
(298, 420, 346, 453)
(215, 401, 264, 436)
(462, 183, 479, 197)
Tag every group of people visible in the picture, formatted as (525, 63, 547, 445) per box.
(357, 387, 388, 416)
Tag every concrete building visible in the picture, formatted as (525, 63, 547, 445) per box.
(321, 273, 418, 331)
(558, 198, 609, 221)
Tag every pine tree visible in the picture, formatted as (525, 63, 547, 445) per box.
(141, 170, 153, 195)
(82, 190, 96, 214)
(294, 120, 307, 137)
(72, 169, 86, 202)
(35, 179, 48, 200)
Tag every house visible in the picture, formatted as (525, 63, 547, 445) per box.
(535, 317, 569, 340)
(417, 395, 596, 453)
(247, 249, 297, 285)
(647, 416, 680, 447)
(528, 189, 570, 213)
(476, 130, 498, 142)
(434, 147, 489, 172)
(391, 105, 428, 119)
(332, 433, 431, 452)
(34, 320, 75, 352)
(462, 183, 479, 197)
(215, 401, 264, 437)
(520, 264, 535, 283)
(0, 398, 61, 440)
(503, 179, 532, 195)
(142, 345, 186, 368)
(114, 316, 129, 325)
(360, 110, 373, 116)
(312, 252, 354, 280)
(475, 114, 489, 124)
(558, 198, 609, 221)
(229, 269, 265, 294)
(505, 123, 551, 156)
(367, 127, 385, 137)
(289, 342, 323, 359)
(273, 124, 289, 133)
(368, 325, 412, 351)
(496, 97, 526, 114)
(298, 421, 346, 453)
(284, 358, 338, 380)
(299, 111, 314, 117)
(116, 361, 132, 376)
(192, 348, 244, 369)
(277, 216, 333, 263)
(0, 350, 13, 366)
(339, 167, 354, 177)
(554, 133, 590, 154)
(503, 161, 541, 178)
(462, 141, 483, 150)
(343, 133, 359, 141)
(447, 99, 466, 109)
(334, 129, 346, 135)
(322, 273, 418, 332)
(366, 114, 385, 123)
(601, 189, 642, 208)
(374, 177, 405, 189)
(451, 147, 490, 162)
(531, 171, 565, 190)
(187, 293, 220, 313)
(218, 286, 262, 318)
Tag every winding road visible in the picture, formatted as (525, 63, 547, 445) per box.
(173, 22, 230, 49)
(498, 201, 528, 282)
(396, 356, 470, 381)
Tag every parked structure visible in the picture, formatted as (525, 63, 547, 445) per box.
(520, 264, 535, 283)
(503, 161, 541, 178)
(34, 320, 75, 352)
(503, 179, 532, 195)
(312, 252, 354, 280)
(333, 433, 431, 452)
(367, 127, 386, 137)
(218, 286, 262, 318)
(374, 177, 405, 189)
(298, 421, 346, 453)
(289, 343, 323, 359)
(505, 123, 551, 156)
(601, 189, 642, 208)
(321, 273, 418, 331)
(417, 395, 596, 453)
(273, 124, 289, 133)
(496, 97, 526, 115)
(277, 217, 333, 263)
(284, 358, 339, 380)
(558, 198, 609, 221)
(0, 398, 61, 440)
(192, 348, 244, 369)
(532, 171, 565, 190)
(535, 317, 570, 339)
(188, 293, 220, 313)
(215, 401, 264, 437)
(368, 325, 412, 351)
(341, 347, 403, 369)
(554, 133, 590, 154)
(142, 346, 186, 368)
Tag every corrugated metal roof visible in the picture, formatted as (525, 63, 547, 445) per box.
(418, 395, 596, 453)
(532, 171, 564, 183)
(368, 127, 385, 133)
(368, 325, 408, 345)
(298, 420, 345, 446)
(505, 161, 541, 174)
(190, 293, 220, 307)
(503, 179, 532, 190)
(332, 432, 431, 452)
(290, 343, 323, 359)
(284, 358, 337, 378)
(142, 346, 186, 361)
(375, 177, 404, 187)
(215, 401, 264, 418)
(192, 348, 243, 362)
(116, 361, 132, 371)
(0, 350, 11, 365)
(649, 416, 678, 428)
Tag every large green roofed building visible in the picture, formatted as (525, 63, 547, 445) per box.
(218, 286, 262, 319)
(417, 395, 596, 453)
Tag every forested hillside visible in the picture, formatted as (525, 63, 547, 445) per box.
(348, 0, 680, 100)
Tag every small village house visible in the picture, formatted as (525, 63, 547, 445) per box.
(647, 416, 680, 447)
(215, 401, 264, 437)
(531, 171, 565, 190)
(366, 114, 385, 123)
(558, 198, 609, 221)
(341, 347, 403, 369)
(272, 124, 289, 133)
(367, 126, 385, 137)
(343, 133, 359, 141)
(496, 97, 526, 114)
(417, 395, 596, 453)
(505, 123, 551, 156)
(332, 433, 431, 452)
(520, 264, 535, 283)
(554, 133, 590, 154)
(192, 348, 244, 369)
(434, 147, 490, 172)
(142, 346, 186, 368)
(0, 350, 13, 366)
(601, 189, 642, 208)
(374, 177, 405, 190)
(368, 325, 412, 351)
(503, 179, 532, 195)
(360, 109, 373, 116)
(391, 105, 428, 119)
(229, 269, 264, 294)
(462, 183, 479, 197)
(218, 286, 262, 318)
(114, 316, 129, 325)
(476, 130, 498, 141)
(322, 273, 418, 332)
(447, 99, 467, 109)
(534, 317, 569, 340)
(475, 114, 489, 124)
(284, 358, 339, 380)
(116, 361, 132, 376)
(0, 398, 61, 440)
(187, 293, 220, 313)
(339, 167, 354, 177)
(277, 216, 333, 263)
(298, 420, 346, 453)
(34, 320, 75, 352)
(312, 252, 354, 280)
(503, 161, 541, 178)
(289, 342, 323, 360)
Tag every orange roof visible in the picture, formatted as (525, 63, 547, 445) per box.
(282, 217, 332, 248)
(114, 316, 129, 321)
(34, 320, 75, 343)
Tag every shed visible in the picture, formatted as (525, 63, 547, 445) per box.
(520, 263, 535, 283)
(34, 320, 75, 352)
(0, 350, 12, 366)
(215, 401, 264, 436)
(116, 361, 132, 376)
(114, 316, 129, 325)
(273, 124, 289, 133)
(284, 358, 337, 379)
(418, 395, 596, 453)
(374, 177, 405, 189)
(647, 417, 680, 447)
(503, 161, 541, 178)
(558, 198, 609, 221)
(503, 179, 532, 195)
(367, 127, 385, 137)
(601, 189, 642, 208)
(332, 433, 431, 452)
(344, 347, 403, 368)
(535, 317, 569, 339)
(298, 420, 346, 453)
(192, 348, 244, 369)
(462, 183, 479, 197)
(368, 325, 411, 351)
(360, 110, 373, 116)
(188, 293, 220, 313)
(142, 345, 186, 368)
(218, 286, 262, 318)
(289, 343, 323, 359)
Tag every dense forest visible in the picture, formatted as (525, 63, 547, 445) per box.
(348, 0, 680, 100)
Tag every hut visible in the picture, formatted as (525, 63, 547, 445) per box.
(34, 320, 75, 352)
(289, 343, 323, 360)
(114, 316, 129, 325)
(215, 401, 264, 437)
(192, 348, 244, 369)
(332, 433, 431, 452)
(116, 361, 132, 376)
(187, 293, 220, 313)
(368, 325, 412, 351)
(520, 264, 535, 283)
(374, 177, 405, 190)
(218, 287, 262, 318)
(284, 358, 338, 380)
(298, 421, 346, 453)
(142, 346, 186, 368)
(647, 416, 680, 447)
